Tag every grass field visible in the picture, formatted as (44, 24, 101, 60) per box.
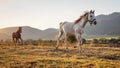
(0, 44, 120, 68)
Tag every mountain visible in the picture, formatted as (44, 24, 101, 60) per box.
(41, 28, 58, 40)
(0, 12, 120, 40)
(0, 33, 11, 40)
(84, 12, 120, 38)
(0, 26, 58, 40)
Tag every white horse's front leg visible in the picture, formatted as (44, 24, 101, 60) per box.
(75, 33, 83, 53)
(79, 35, 83, 53)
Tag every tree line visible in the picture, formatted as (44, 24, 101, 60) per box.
(0, 36, 120, 46)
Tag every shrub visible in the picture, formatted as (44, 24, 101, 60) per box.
(91, 39, 98, 44)
(67, 36, 86, 44)
(109, 38, 117, 44)
(98, 38, 107, 44)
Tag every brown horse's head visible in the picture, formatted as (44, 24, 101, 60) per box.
(17, 27, 22, 33)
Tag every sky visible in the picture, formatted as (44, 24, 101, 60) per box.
(0, 0, 120, 30)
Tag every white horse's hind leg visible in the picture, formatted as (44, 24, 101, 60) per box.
(56, 30, 63, 49)
(56, 22, 64, 49)
(64, 33, 69, 49)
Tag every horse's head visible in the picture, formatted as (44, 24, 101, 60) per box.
(87, 10, 97, 26)
(18, 27, 22, 33)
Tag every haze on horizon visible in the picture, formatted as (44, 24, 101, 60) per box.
(0, 0, 120, 30)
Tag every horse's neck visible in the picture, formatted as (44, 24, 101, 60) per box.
(16, 29, 21, 33)
(81, 20, 87, 28)
(80, 17, 88, 28)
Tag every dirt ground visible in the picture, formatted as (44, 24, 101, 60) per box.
(0, 45, 120, 68)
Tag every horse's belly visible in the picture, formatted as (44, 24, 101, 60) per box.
(63, 23, 75, 35)
(67, 30, 75, 35)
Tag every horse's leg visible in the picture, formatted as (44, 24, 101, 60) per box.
(18, 37, 23, 45)
(16, 38, 19, 45)
(13, 38, 16, 46)
(75, 33, 83, 53)
(64, 33, 69, 49)
(56, 28, 63, 49)
(18, 38, 20, 43)
(14, 38, 17, 46)
(19, 37, 23, 45)
(20, 38, 23, 42)
(13, 38, 15, 43)
(56, 38, 60, 49)
(79, 35, 83, 53)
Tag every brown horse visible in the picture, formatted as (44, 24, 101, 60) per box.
(12, 27, 23, 44)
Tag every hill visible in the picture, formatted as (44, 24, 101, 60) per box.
(0, 26, 58, 40)
(0, 12, 120, 40)
(84, 12, 120, 38)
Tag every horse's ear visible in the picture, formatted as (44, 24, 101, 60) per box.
(93, 10, 95, 13)
(90, 10, 92, 13)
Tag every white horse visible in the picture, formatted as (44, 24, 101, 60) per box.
(56, 10, 97, 52)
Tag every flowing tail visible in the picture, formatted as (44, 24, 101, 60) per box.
(58, 22, 64, 38)
(56, 22, 64, 49)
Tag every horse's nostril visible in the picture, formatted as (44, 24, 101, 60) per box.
(94, 21, 97, 25)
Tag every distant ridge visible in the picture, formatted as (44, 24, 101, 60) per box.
(0, 12, 120, 40)
(84, 12, 120, 38)
(0, 26, 58, 40)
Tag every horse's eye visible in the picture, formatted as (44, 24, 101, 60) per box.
(90, 16, 92, 17)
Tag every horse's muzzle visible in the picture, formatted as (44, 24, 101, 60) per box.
(94, 21, 97, 25)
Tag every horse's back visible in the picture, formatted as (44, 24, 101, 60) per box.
(12, 32, 21, 38)
(62, 22, 75, 35)
(12, 32, 15, 37)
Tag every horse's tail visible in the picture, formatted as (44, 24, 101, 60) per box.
(12, 32, 15, 38)
(57, 22, 64, 39)
(12, 32, 15, 42)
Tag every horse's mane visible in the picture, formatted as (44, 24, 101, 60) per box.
(74, 17, 82, 24)
(16, 27, 22, 33)
(74, 11, 89, 24)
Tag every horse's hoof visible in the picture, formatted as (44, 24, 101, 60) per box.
(74, 46, 77, 48)
(55, 47, 58, 50)
(66, 47, 68, 49)
(80, 50, 84, 53)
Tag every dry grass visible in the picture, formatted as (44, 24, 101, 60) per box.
(0, 44, 120, 68)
